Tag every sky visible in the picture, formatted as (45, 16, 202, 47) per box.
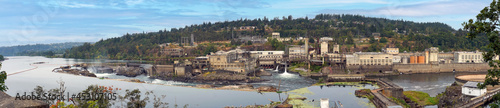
(0, 0, 492, 47)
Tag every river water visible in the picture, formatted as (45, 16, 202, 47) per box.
(385, 73, 456, 97)
(2, 56, 380, 107)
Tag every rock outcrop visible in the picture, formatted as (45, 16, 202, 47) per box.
(115, 66, 146, 77)
(257, 86, 277, 92)
(54, 67, 96, 77)
(438, 82, 472, 108)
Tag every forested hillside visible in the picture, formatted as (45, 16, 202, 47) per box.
(64, 14, 488, 60)
(0, 42, 86, 56)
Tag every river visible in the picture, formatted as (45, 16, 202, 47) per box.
(2, 56, 380, 107)
(385, 73, 456, 97)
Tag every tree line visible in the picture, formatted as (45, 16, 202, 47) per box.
(64, 14, 483, 60)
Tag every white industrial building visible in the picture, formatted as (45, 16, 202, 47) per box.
(249, 51, 284, 59)
(462, 81, 487, 97)
(454, 51, 484, 63)
(346, 52, 393, 66)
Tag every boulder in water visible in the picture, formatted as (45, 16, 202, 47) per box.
(196, 84, 215, 88)
(257, 86, 277, 92)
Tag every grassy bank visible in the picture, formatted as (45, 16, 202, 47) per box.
(403, 91, 438, 106)
(289, 62, 324, 76)
(289, 63, 308, 76)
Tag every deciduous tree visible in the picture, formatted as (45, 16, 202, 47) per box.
(0, 63, 7, 92)
(463, 0, 500, 88)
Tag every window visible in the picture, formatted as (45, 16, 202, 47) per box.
(217, 58, 220, 61)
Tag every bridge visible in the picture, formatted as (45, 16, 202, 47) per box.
(458, 87, 500, 108)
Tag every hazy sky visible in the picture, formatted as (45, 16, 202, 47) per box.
(0, 0, 491, 47)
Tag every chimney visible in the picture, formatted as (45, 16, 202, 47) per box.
(191, 34, 194, 46)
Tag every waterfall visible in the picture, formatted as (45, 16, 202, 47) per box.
(278, 62, 294, 78)
(275, 65, 279, 71)
(284, 63, 288, 73)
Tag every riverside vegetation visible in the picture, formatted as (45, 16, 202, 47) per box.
(0, 56, 7, 92)
(33, 80, 185, 108)
(403, 91, 438, 106)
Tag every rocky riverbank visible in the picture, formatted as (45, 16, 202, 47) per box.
(437, 82, 472, 107)
(52, 65, 96, 77)
(57, 64, 271, 86)
(151, 71, 268, 85)
(114, 66, 146, 77)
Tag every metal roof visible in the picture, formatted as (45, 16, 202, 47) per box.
(463, 81, 481, 88)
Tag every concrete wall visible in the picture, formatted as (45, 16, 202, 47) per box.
(150, 65, 174, 77)
(381, 87, 404, 99)
(462, 86, 487, 97)
(347, 65, 392, 73)
(174, 66, 185, 76)
(155, 65, 174, 72)
(393, 63, 491, 73)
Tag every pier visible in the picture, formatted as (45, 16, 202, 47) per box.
(327, 75, 403, 108)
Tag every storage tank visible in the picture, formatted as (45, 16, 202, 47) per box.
(417, 56, 425, 64)
(410, 56, 416, 64)
(401, 56, 408, 64)
(425, 51, 429, 64)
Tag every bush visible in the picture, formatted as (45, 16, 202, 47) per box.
(380, 37, 388, 43)
(403, 91, 438, 106)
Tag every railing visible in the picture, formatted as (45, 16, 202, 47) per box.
(458, 87, 500, 108)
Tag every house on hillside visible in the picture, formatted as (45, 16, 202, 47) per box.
(462, 81, 487, 97)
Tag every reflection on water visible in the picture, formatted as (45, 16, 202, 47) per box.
(94, 73, 195, 86)
(287, 84, 377, 108)
(384, 73, 456, 96)
(252, 71, 316, 91)
(3, 56, 281, 107)
(277, 72, 295, 78)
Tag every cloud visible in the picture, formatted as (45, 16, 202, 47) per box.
(317, 0, 489, 17)
(59, 2, 96, 8)
(125, 0, 144, 6)
(272, 0, 388, 9)
(167, 9, 201, 16)
(164, 0, 270, 9)
(1, 0, 493, 46)
(216, 0, 270, 9)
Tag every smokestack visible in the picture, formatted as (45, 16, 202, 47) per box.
(305, 37, 309, 60)
(191, 34, 194, 46)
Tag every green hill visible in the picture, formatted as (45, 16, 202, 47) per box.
(64, 14, 487, 60)
(0, 42, 86, 56)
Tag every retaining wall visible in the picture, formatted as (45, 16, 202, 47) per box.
(393, 63, 491, 73)
(346, 65, 392, 73)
